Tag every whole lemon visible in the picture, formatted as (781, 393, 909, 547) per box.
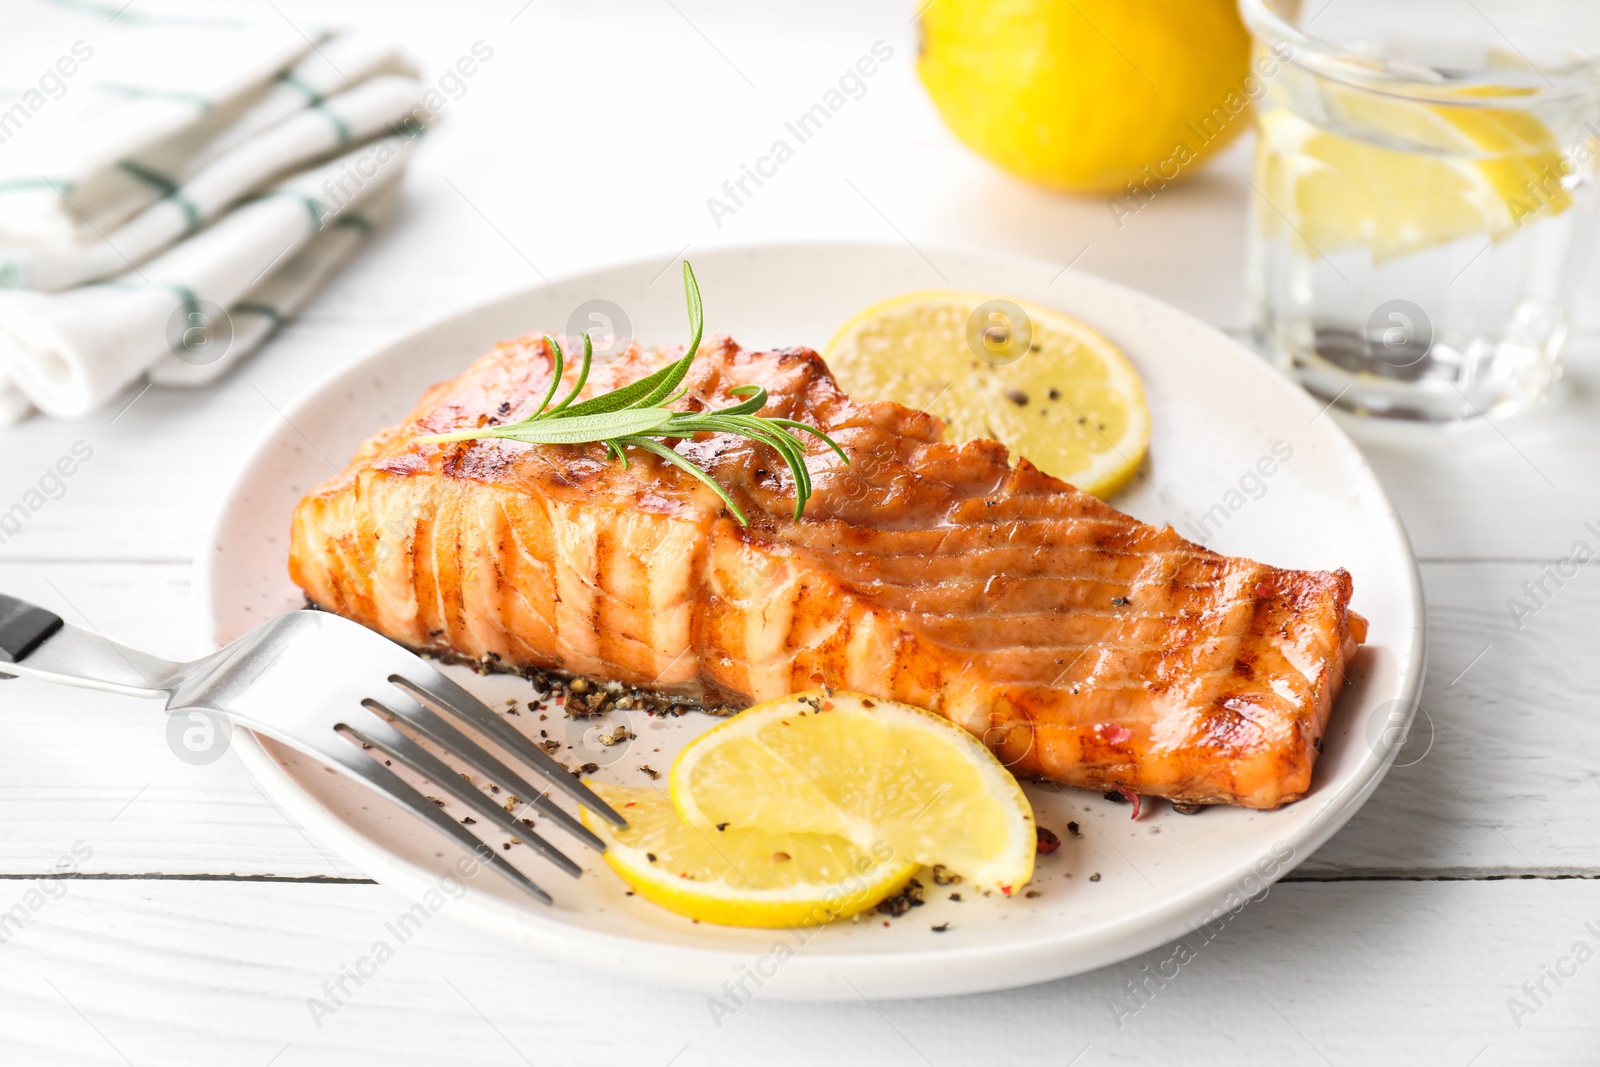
(918, 0, 1254, 193)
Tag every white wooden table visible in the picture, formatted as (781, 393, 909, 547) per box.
(3, 2, 1598, 1063)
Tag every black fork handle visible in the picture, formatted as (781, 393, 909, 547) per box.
(0, 594, 176, 697)
(0, 593, 63, 671)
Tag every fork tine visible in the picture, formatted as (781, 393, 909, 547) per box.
(345, 712, 584, 878)
(388, 670, 628, 828)
(372, 690, 605, 853)
(306, 727, 554, 905)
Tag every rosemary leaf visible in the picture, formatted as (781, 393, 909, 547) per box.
(544, 332, 592, 417)
(410, 259, 846, 525)
(419, 406, 674, 445)
(558, 263, 705, 419)
(618, 434, 749, 526)
(527, 332, 565, 419)
(770, 418, 851, 463)
(557, 351, 684, 419)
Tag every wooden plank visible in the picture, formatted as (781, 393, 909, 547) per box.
(0, 318, 377, 564)
(1300, 559, 1600, 878)
(0, 877, 1593, 1063)
(1343, 333, 1600, 566)
(1, 559, 1594, 881)
(0, 562, 369, 881)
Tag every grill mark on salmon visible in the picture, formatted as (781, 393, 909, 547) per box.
(290, 333, 1365, 809)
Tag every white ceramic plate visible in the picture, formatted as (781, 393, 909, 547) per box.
(197, 241, 1424, 1001)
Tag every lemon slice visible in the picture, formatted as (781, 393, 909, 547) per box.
(1256, 96, 1571, 262)
(670, 691, 1037, 894)
(822, 291, 1149, 498)
(582, 785, 917, 928)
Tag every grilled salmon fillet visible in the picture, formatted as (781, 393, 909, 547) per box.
(290, 334, 1365, 810)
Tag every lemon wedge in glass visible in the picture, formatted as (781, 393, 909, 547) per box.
(670, 691, 1037, 895)
(1256, 91, 1571, 262)
(581, 785, 917, 928)
(823, 292, 1150, 498)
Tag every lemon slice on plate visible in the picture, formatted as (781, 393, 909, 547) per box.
(670, 691, 1037, 894)
(582, 785, 917, 928)
(823, 292, 1150, 498)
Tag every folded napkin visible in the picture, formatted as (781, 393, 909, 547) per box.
(0, 135, 413, 418)
(0, 379, 30, 424)
(2, 75, 422, 293)
(148, 187, 399, 388)
(0, 2, 427, 423)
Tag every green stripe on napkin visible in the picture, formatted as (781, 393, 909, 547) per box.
(312, 103, 352, 147)
(44, 0, 248, 27)
(276, 71, 324, 107)
(117, 160, 178, 195)
(232, 301, 282, 324)
(0, 178, 74, 196)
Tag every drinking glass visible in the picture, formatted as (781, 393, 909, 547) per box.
(1239, 0, 1600, 421)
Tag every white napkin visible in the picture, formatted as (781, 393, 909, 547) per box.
(0, 379, 30, 424)
(148, 187, 399, 387)
(0, 136, 414, 418)
(181, 33, 420, 175)
(1, 75, 422, 292)
(0, 2, 315, 245)
(0, 3, 427, 423)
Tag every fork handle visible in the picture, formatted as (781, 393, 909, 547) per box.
(0, 592, 178, 697)
(0, 593, 63, 667)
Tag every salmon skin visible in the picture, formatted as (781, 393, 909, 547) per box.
(290, 333, 1365, 810)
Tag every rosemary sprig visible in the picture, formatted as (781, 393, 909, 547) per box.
(415, 261, 847, 524)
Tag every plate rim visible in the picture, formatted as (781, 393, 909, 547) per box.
(195, 237, 1427, 1000)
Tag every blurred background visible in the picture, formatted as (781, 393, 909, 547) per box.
(79, 0, 1266, 336)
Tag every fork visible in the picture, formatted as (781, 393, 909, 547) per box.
(0, 593, 626, 904)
